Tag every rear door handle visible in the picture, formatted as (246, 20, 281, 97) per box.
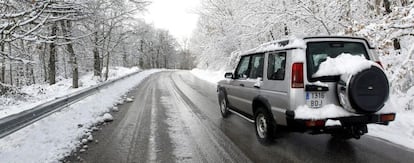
(240, 84, 245, 87)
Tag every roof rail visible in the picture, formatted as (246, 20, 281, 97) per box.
(304, 36, 375, 49)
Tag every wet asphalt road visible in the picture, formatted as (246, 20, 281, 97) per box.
(72, 71, 414, 163)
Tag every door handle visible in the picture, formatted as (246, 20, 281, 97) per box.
(240, 84, 245, 87)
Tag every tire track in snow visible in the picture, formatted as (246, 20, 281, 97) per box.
(158, 73, 206, 162)
(167, 73, 252, 163)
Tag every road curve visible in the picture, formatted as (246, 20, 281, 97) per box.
(71, 71, 414, 163)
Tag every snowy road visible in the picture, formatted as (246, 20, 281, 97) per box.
(70, 71, 414, 162)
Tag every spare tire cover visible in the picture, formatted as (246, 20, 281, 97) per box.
(347, 66, 389, 113)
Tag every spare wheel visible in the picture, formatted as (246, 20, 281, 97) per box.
(337, 65, 389, 113)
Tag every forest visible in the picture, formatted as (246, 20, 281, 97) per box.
(190, 0, 414, 109)
(0, 0, 194, 95)
(1, 0, 414, 110)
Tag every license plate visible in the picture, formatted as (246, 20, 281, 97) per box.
(306, 92, 325, 108)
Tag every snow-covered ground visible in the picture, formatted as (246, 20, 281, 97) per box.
(0, 69, 162, 163)
(0, 67, 140, 119)
(190, 68, 414, 150)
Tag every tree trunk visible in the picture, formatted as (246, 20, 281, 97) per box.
(269, 30, 275, 40)
(375, 0, 382, 15)
(16, 65, 20, 87)
(284, 23, 289, 36)
(383, 0, 392, 14)
(0, 34, 4, 84)
(8, 42, 12, 86)
(400, 0, 408, 6)
(30, 64, 35, 85)
(62, 50, 68, 79)
(93, 31, 101, 77)
(67, 42, 78, 88)
(122, 45, 127, 67)
(104, 51, 110, 81)
(103, 22, 113, 81)
(139, 40, 145, 68)
(156, 49, 160, 68)
(41, 43, 48, 82)
(49, 23, 58, 85)
(19, 40, 26, 86)
(61, 20, 79, 88)
(393, 38, 401, 50)
(164, 55, 167, 68)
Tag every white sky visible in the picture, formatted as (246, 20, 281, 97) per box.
(144, 0, 200, 41)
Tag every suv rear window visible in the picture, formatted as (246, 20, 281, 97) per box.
(306, 41, 370, 82)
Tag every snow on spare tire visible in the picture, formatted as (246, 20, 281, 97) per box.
(313, 54, 389, 113)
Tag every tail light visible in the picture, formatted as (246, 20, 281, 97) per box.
(375, 61, 383, 68)
(305, 120, 326, 127)
(380, 114, 395, 122)
(292, 63, 304, 88)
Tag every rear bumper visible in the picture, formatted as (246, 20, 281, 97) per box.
(285, 112, 396, 132)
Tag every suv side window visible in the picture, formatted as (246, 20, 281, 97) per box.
(249, 54, 265, 79)
(267, 52, 287, 80)
(235, 56, 251, 79)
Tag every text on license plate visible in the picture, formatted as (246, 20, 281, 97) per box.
(306, 92, 325, 108)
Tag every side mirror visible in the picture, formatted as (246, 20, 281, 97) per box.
(224, 72, 234, 79)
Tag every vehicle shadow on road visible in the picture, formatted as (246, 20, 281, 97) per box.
(326, 137, 356, 157)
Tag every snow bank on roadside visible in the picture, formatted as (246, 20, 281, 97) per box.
(313, 53, 375, 77)
(0, 69, 162, 163)
(190, 68, 226, 84)
(368, 112, 414, 150)
(367, 89, 414, 149)
(0, 67, 140, 119)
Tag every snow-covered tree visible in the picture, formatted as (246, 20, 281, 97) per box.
(0, 0, 183, 95)
(191, 0, 414, 109)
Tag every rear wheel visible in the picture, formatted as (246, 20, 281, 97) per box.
(255, 107, 276, 144)
(218, 91, 230, 118)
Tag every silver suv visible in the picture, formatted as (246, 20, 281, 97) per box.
(217, 36, 395, 143)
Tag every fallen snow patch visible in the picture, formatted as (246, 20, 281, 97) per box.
(125, 98, 134, 103)
(115, 99, 124, 105)
(102, 113, 113, 122)
(307, 81, 329, 87)
(0, 67, 140, 119)
(325, 119, 341, 126)
(313, 53, 375, 77)
(295, 104, 355, 120)
(111, 106, 119, 112)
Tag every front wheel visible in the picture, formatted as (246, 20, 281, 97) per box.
(218, 91, 230, 118)
(255, 107, 276, 144)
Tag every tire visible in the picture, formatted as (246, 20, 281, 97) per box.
(254, 107, 276, 144)
(218, 91, 230, 118)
